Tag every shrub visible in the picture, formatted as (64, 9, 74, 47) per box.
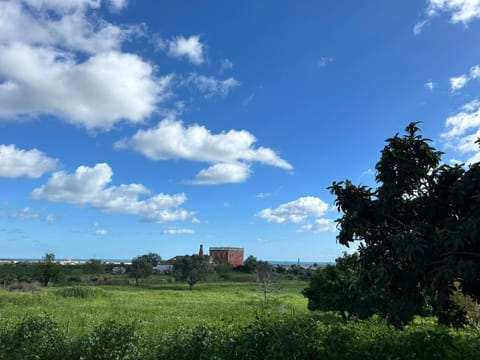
(1, 313, 65, 360)
(55, 286, 107, 299)
(71, 320, 140, 360)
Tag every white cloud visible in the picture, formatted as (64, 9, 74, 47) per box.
(441, 99, 480, 164)
(44, 214, 57, 223)
(162, 227, 194, 235)
(424, 80, 436, 90)
(256, 196, 329, 224)
(450, 75, 469, 91)
(186, 73, 240, 97)
(31, 163, 194, 223)
(193, 163, 251, 184)
(298, 218, 336, 233)
(317, 57, 333, 67)
(0, 1, 164, 130)
(0, 1, 138, 55)
(426, 0, 480, 24)
(0, 44, 168, 130)
(415, 0, 480, 34)
(413, 20, 429, 35)
(256, 192, 272, 199)
(161, 35, 205, 64)
(450, 65, 480, 92)
(0, 144, 57, 178)
(220, 58, 233, 73)
(95, 229, 108, 236)
(126, 117, 292, 169)
(119, 117, 292, 184)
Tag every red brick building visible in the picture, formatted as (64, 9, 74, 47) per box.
(209, 247, 244, 267)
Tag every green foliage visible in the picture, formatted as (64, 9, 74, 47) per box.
(303, 253, 369, 322)
(55, 286, 107, 299)
(215, 262, 234, 280)
(35, 253, 65, 286)
(238, 255, 257, 273)
(71, 320, 140, 360)
(255, 260, 278, 303)
(173, 255, 215, 289)
(329, 123, 480, 328)
(84, 259, 104, 281)
(1, 313, 65, 360)
(129, 255, 154, 286)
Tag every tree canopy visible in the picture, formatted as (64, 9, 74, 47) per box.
(323, 123, 480, 328)
(129, 253, 160, 286)
(172, 255, 215, 290)
(36, 253, 65, 286)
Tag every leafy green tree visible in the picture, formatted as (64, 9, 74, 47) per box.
(84, 259, 104, 281)
(130, 255, 153, 286)
(239, 255, 258, 273)
(36, 253, 65, 286)
(329, 123, 480, 328)
(173, 255, 215, 290)
(303, 253, 368, 322)
(143, 252, 161, 267)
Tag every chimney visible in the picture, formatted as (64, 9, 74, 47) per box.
(199, 244, 204, 257)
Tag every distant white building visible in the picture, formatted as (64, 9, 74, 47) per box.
(153, 264, 173, 274)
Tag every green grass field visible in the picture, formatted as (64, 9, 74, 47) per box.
(0, 280, 309, 338)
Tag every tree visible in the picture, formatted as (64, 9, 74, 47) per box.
(84, 259, 104, 282)
(302, 253, 369, 322)
(143, 252, 161, 267)
(130, 255, 153, 286)
(238, 255, 257, 273)
(36, 253, 65, 286)
(255, 261, 277, 303)
(173, 255, 215, 290)
(329, 123, 480, 328)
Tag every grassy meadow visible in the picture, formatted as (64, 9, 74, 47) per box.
(0, 280, 309, 338)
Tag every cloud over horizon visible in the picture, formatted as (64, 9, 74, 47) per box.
(31, 163, 195, 223)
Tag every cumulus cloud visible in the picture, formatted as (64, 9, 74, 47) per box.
(449, 65, 480, 92)
(0, 144, 57, 178)
(162, 227, 194, 235)
(186, 73, 240, 97)
(256, 196, 329, 224)
(441, 99, 480, 164)
(31, 163, 194, 223)
(193, 163, 251, 184)
(0, 0, 165, 130)
(298, 218, 336, 233)
(256, 196, 336, 233)
(160, 35, 205, 64)
(119, 117, 292, 184)
(415, 0, 480, 34)
(0, 44, 168, 130)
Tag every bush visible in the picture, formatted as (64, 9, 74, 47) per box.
(1, 313, 65, 360)
(55, 286, 107, 299)
(71, 320, 140, 360)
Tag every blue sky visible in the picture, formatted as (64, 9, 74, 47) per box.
(1, 0, 480, 262)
